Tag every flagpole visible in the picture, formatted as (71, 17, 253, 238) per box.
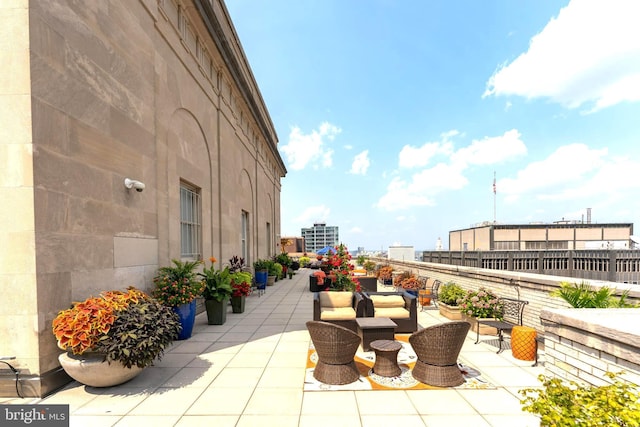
(493, 171, 496, 224)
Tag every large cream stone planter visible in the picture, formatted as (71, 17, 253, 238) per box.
(438, 303, 462, 320)
(461, 314, 498, 336)
(59, 352, 144, 387)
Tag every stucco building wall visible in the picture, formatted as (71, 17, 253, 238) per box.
(0, 0, 285, 397)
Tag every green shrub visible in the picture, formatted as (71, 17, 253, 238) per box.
(299, 256, 310, 267)
(520, 372, 640, 426)
(552, 281, 635, 308)
(438, 282, 466, 306)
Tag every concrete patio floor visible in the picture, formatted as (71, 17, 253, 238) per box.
(3, 269, 544, 426)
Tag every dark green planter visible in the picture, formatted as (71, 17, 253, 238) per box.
(205, 299, 227, 325)
(231, 296, 246, 313)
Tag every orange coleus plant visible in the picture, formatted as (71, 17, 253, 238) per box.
(52, 288, 147, 355)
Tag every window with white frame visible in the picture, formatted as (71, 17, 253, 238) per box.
(266, 222, 271, 257)
(180, 182, 201, 259)
(241, 210, 249, 261)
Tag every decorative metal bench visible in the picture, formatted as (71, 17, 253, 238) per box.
(474, 297, 529, 353)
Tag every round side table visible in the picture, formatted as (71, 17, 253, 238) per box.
(370, 339, 402, 377)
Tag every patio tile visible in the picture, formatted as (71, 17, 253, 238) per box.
(457, 388, 525, 414)
(161, 366, 222, 388)
(236, 415, 300, 427)
(186, 387, 254, 415)
(257, 367, 305, 388)
(128, 387, 205, 416)
(355, 390, 418, 415)
(421, 414, 491, 426)
(114, 415, 182, 426)
(301, 391, 358, 415)
(405, 389, 476, 415)
(151, 353, 196, 368)
(299, 414, 362, 427)
(361, 415, 426, 427)
(226, 351, 272, 368)
(481, 366, 542, 388)
(243, 388, 303, 415)
(209, 367, 264, 388)
(483, 414, 541, 427)
(73, 392, 149, 415)
(175, 415, 239, 427)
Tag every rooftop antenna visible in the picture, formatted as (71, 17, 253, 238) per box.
(493, 171, 497, 224)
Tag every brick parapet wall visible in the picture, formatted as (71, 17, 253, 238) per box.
(540, 308, 640, 387)
(376, 257, 640, 334)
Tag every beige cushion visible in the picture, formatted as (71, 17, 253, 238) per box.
(375, 307, 410, 319)
(370, 295, 405, 308)
(320, 307, 356, 320)
(319, 291, 353, 308)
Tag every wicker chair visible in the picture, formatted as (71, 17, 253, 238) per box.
(306, 321, 361, 385)
(409, 321, 470, 387)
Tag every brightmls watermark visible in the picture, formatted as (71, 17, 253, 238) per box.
(1, 405, 69, 426)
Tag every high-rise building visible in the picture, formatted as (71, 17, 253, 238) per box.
(301, 222, 339, 253)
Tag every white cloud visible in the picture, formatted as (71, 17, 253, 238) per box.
(349, 150, 370, 175)
(378, 129, 526, 211)
(350, 226, 363, 234)
(375, 163, 468, 211)
(451, 129, 527, 167)
(294, 205, 331, 225)
(280, 122, 341, 170)
(498, 143, 608, 202)
(398, 130, 457, 169)
(484, 0, 640, 112)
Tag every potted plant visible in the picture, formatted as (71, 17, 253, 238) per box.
(199, 257, 233, 325)
(253, 259, 270, 289)
(228, 255, 246, 273)
(459, 287, 503, 334)
(395, 271, 420, 296)
(230, 271, 252, 313)
(376, 265, 394, 285)
(363, 260, 376, 275)
(275, 253, 292, 278)
(268, 261, 281, 285)
(325, 244, 361, 292)
(153, 259, 203, 340)
(437, 282, 466, 319)
(52, 287, 180, 387)
(298, 256, 310, 268)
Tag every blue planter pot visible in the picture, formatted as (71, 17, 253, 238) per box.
(173, 300, 196, 340)
(255, 270, 268, 286)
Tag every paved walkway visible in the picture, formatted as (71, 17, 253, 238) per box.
(5, 269, 543, 426)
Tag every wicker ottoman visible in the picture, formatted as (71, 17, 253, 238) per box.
(355, 317, 398, 351)
(370, 339, 402, 377)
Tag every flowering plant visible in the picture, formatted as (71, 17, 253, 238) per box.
(153, 259, 203, 306)
(230, 271, 252, 297)
(397, 274, 421, 290)
(459, 287, 503, 319)
(376, 265, 394, 281)
(52, 287, 180, 368)
(199, 257, 233, 302)
(326, 244, 360, 292)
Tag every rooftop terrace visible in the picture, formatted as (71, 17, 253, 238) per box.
(2, 270, 544, 426)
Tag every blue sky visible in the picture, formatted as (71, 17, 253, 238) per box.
(226, 0, 640, 251)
